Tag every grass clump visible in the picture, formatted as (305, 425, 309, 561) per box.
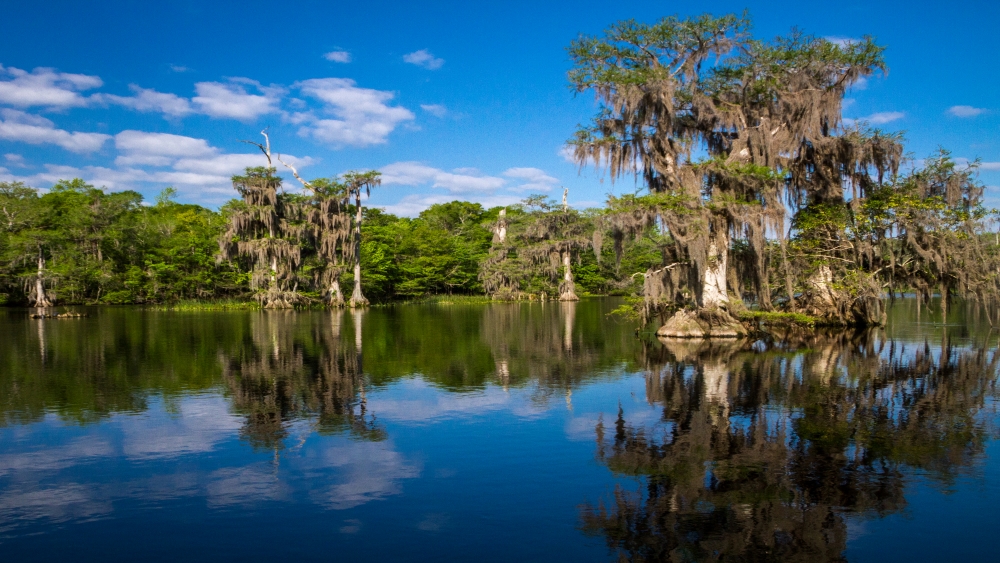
(149, 299, 261, 311)
(738, 310, 818, 327)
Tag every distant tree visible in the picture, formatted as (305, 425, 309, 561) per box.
(480, 192, 594, 300)
(0, 182, 54, 307)
(304, 178, 354, 306)
(519, 188, 591, 301)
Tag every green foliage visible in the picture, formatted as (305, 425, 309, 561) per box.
(0, 180, 240, 306)
(738, 310, 818, 327)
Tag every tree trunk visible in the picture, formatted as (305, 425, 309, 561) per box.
(330, 279, 345, 307)
(700, 231, 729, 309)
(940, 282, 949, 321)
(558, 251, 579, 301)
(656, 230, 746, 338)
(31, 251, 53, 308)
(806, 265, 839, 311)
(350, 192, 368, 308)
(495, 208, 507, 244)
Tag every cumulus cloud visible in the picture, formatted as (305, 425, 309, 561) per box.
(845, 111, 905, 127)
(376, 162, 561, 215)
(380, 161, 505, 194)
(174, 153, 313, 176)
(864, 111, 905, 124)
(102, 85, 194, 117)
(380, 162, 561, 196)
(4, 153, 26, 167)
(0, 64, 102, 108)
(115, 131, 311, 178)
(403, 49, 445, 70)
(0, 130, 317, 201)
(324, 51, 352, 63)
(948, 105, 986, 118)
(113, 130, 216, 166)
(0, 109, 110, 153)
(420, 104, 447, 118)
(295, 78, 414, 146)
(503, 167, 559, 192)
(192, 79, 283, 120)
(980, 162, 1000, 171)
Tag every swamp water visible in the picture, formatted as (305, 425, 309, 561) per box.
(1, 298, 999, 562)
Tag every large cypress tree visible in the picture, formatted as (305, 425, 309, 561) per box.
(568, 13, 901, 332)
(219, 165, 305, 308)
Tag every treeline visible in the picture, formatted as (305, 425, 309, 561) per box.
(0, 178, 655, 307)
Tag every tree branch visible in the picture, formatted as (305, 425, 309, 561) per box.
(239, 128, 272, 167)
(276, 154, 314, 192)
(631, 261, 683, 279)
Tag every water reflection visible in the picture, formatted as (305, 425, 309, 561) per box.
(0, 300, 632, 432)
(2, 300, 999, 560)
(221, 309, 383, 452)
(0, 300, 633, 541)
(582, 332, 999, 562)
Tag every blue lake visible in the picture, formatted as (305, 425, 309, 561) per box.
(1, 298, 998, 561)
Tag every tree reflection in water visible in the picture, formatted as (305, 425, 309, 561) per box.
(582, 331, 1000, 562)
(221, 309, 384, 452)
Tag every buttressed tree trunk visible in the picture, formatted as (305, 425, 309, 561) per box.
(32, 250, 52, 308)
(559, 251, 579, 301)
(330, 279, 344, 307)
(700, 230, 729, 309)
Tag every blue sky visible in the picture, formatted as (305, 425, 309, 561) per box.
(1, 0, 998, 215)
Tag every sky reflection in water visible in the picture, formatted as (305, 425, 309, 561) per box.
(1, 299, 999, 562)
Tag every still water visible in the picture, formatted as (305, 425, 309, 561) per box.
(1, 298, 998, 561)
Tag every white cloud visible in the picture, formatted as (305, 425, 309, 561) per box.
(324, 51, 352, 63)
(0, 64, 102, 108)
(113, 130, 216, 166)
(376, 162, 560, 215)
(192, 79, 283, 120)
(5, 163, 236, 198)
(865, 111, 905, 124)
(0, 109, 109, 153)
(0, 130, 314, 202)
(980, 162, 1000, 171)
(847, 111, 905, 126)
(169, 64, 191, 73)
(114, 131, 311, 183)
(403, 49, 445, 70)
(4, 153, 26, 167)
(102, 85, 193, 117)
(380, 161, 505, 194)
(420, 104, 447, 118)
(295, 78, 414, 146)
(948, 105, 987, 118)
(173, 153, 313, 176)
(503, 167, 559, 192)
